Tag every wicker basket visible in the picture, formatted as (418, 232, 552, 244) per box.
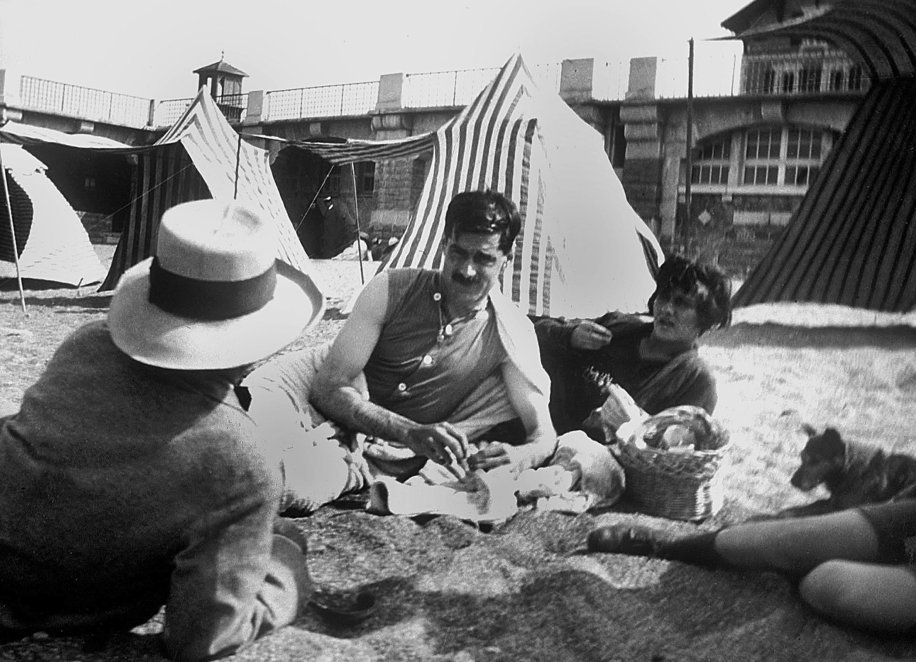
(615, 407, 730, 522)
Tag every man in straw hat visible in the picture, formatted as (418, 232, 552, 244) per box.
(0, 199, 324, 660)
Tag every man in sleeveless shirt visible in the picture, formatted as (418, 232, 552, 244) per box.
(244, 190, 557, 512)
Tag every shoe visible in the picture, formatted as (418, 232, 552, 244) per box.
(587, 524, 662, 556)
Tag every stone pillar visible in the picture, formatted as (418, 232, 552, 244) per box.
(369, 110, 414, 232)
(376, 73, 406, 111)
(0, 69, 22, 116)
(620, 102, 667, 237)
(626, 57, 658, 100)
(559, 58, 596, 103)
(243, 90, 265, 126)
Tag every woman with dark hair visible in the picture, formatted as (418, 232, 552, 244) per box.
(530, 255, 732, 436)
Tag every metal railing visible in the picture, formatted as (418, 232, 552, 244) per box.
(264, 80, 379, 121)
(152, 93, 249, 128)
(403, 63, 562, 108)
(19, 75, 151, 127)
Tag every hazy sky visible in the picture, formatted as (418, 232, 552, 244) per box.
(1, 0, 749, 100)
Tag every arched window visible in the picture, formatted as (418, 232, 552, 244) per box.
(781, 71, 795, 93)
(830, 70, 845, 91)
(848, 65, 864, 91)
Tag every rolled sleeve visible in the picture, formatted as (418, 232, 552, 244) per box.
(162, 506, 310, 662)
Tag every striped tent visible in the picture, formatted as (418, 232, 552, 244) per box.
(99, 87, 311, 290)
(0, 144, 106, 286)
(733, 0, 916, 311)
(284, 53, 662, 317)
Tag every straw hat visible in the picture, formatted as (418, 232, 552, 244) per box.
(108, 199, 324, 370)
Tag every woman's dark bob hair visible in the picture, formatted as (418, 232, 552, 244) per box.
(647, 255, 732, 334)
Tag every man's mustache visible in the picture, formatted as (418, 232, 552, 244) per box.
(451, 273, 479, 286)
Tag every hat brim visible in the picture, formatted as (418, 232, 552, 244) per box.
(108, 258, 325, 370)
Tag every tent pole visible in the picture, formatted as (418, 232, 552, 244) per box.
(233, 132, 242, 199)
(0, 144, 27, 313)
(350, 162, 365, 284)
(295, 165, 335, 232)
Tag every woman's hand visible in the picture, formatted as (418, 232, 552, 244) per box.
(570, 320, 613, 350)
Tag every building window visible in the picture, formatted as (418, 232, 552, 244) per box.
(691, 137, 730, 185)
(781, 71, 795, 93)
(799, 66, 822, 93)
(763, 68, 776, 94)
(356, 162, 375, 195)
(849, 65, 864, 91)
(785, 128, 822, 186)
(742, 126, 829, 187)
(743, 129, 781, 185)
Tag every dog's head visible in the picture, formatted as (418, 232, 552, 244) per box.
(790, 425, 846, 491)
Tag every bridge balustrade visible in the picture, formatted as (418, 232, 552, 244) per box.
(263, 81, 379, 121)
(19, 75, 151, 127)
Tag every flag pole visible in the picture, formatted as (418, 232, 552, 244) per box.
(350, 163, 365, 285)
(0, 142, 27, 313)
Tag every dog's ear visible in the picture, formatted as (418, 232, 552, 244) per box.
(823, 427, 843, 443)
(800, 423, 818, 438)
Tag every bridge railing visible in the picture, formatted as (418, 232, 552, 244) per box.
(402, 63, 562, 108)
(263, 80, 379, 121)
(152, 93, 249, 127)
(19, 75, 152, 128)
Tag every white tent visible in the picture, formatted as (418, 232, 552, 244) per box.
(285, 53, 663, 317)
(0, 144, 105, 286)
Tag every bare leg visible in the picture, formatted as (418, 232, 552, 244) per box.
(715, 509, 880, 574)
(800, 560, 916, 632)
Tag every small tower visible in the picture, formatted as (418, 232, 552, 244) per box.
(192, 52, 248, 122)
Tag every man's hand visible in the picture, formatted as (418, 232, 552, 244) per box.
(468, 440, 513, 472)
(404, 422, 470, 479)
(570, 320, 613, 350)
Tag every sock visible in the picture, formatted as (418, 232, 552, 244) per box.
(656, 531, 726, 568)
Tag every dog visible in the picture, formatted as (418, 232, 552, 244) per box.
(777, 424, 916, 518)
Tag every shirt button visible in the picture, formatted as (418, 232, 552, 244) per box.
(422, 354, 433, 366)
(433, 292, 442, 301)
(397, 382, 407, 392)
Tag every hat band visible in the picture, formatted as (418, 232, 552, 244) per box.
(148, 256, 277, 320)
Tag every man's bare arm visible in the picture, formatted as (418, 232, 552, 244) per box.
(310, 273, 469, 474)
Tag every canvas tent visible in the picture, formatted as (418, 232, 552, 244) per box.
(733, 0, 916, 312)
(99, 87, 311, 290)
(0, 143, 106, 286)
(280, 53, 663, 318)
(2, 88, 312, 292)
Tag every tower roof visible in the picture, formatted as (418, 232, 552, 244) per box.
(193, 58, 248, 78)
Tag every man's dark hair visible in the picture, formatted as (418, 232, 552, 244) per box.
(647, 255, 732, 334)
(443, 190, 522, 255)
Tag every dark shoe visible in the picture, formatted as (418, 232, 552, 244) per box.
(587, 524, 662, 556)
(310, 590, 377, 627)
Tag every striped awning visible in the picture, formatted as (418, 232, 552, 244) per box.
(731, 0, 916, 81)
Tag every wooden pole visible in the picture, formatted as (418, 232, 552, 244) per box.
(0, 144, 27, 313)
(684, 37, 695, 253)
(350, 163, 365, 285)
(233, 131, 242, 199)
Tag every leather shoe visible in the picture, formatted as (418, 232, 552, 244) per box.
(587, 524, 662, 556)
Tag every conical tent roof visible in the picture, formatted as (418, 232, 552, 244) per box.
(0, 144, 106, 286)
(281, 53, 662, 317)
